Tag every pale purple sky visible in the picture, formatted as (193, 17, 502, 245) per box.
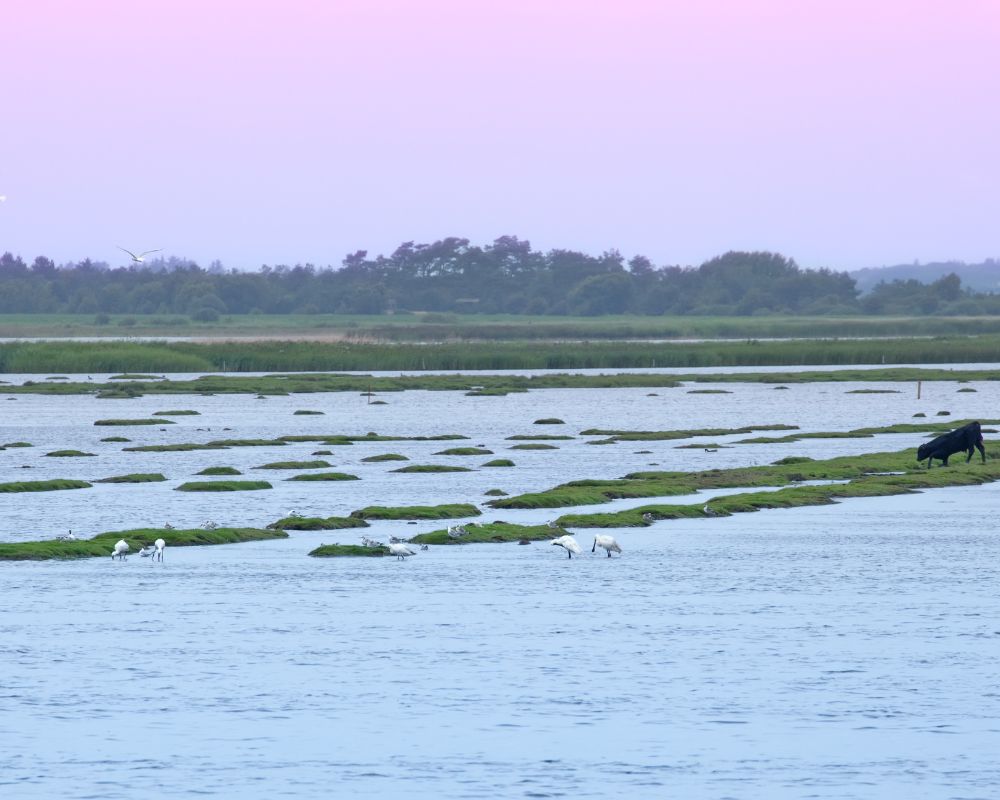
(2, 0, 997, 270)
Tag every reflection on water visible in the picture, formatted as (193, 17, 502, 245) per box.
(2, 379, 999, 798)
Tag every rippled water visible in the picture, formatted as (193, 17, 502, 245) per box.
(2, 375, 999, 798)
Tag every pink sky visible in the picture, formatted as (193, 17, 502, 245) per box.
(2, 0, 998, 270)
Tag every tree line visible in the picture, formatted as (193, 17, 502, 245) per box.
(0, 237, 993, 317)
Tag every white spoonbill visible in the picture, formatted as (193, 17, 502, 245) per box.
(111, 539, 129, 560)
(154, 538, 166, 562)
(551, 534, 582, 559)
(117, 246, 162, 263)
(592, 534, 622, 557)
(388, 542, 416, 560)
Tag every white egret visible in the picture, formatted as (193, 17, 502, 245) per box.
(592, 534, 622, 558)
(117, 246, 162, 264)
(388, 542, 416, 560)
(551, 535, 582, 559)
(111, 539, 129, 560)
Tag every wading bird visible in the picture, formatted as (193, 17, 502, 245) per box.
(592, 534, 622, 558)
(153, 538, 165, 562)
(118, 246, 162, 264)
(703, 504, 720, 517)
(388, 542, 416, 560)
(111, 539, 129, 560)
(551, 535, 582, 559)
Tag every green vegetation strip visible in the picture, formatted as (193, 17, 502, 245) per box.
(268, 515, 370, 530)
(94, 418, 173, 426)
(491, 445, 998, 511)
(124, 439, 287, 452)
(309, 544, 389, 557)
(392, 464, 473, 473)
(580, 424, 798, 444)
(506, 435, 574, 440)
(509, 444, 558, 450)
(95, 473, 167, 483)
(153, 409, 200, 415)
(411, 522, 561, 546)
(197, 466, 241, 475)
(255, 460, 332, 469)
(733, 419, 1000, 445)
(433, 447, 493, 456)
(0, 479, 92, 493)
(350, 503, 481, 520)
(175, 480, 272, 491)
(361, 453, 409, 462)
(45, 450, 95, 457)
(0, 527, 286, 561)
(286, 472, 359, 481)
(483, 459, 515, 467)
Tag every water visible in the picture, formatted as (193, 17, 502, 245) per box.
(2, 376, 999, 798)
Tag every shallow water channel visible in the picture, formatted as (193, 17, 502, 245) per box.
(2, 374, 999, 798)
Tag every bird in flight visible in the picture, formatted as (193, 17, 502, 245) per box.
(118, 246, 162, 263)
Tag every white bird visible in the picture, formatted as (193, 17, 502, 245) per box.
(551, 534, 582, 559)
(703, 504, 720, 517)
(153, 538, 165, 562)
(0, 195, 6, 203)
(163, 522, 175, 530)
(138, 544, 156, 558)
(287, 510, 302, 518)
(111, 539, 129, 560)
(118, 246, 162, 264)
(203, 520, 218, 530)
(388, 542, 416, 560)
(56, 529, 77, 541)
(641, 512, 654, 524)
(592, 534, 623, 558)
(547, 520, 560, 529)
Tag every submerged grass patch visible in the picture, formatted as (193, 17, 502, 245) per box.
(94, 418, 173, 426)
(0, 479, 91, 493)
(286, 472, 359, 481)
(293, 409, 325, 415)
(361, 453, 409, 462)
(433, 447, 493, 456)
(392, 464, 473, 473)
(153, 409, 200, 415)
(254, 460, 332, 470)
(175, 480, 272, 491)
(0, 527, 286, 561)
(482, 459, 515, 467)
(95, 473, 167, 483)
(350, 503, 480, 520)
(509, 443, 558, 450)
(45, 450, 95, 457)
(268, 515, 370, 530)
(579, 424, 799, 444)
(100, 436, 131, 442)
(197, 466, 242, 475)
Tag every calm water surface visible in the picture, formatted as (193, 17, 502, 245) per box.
(2, 376, 999, 798)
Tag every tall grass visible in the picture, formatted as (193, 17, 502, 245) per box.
(3, 335, 1000, 373)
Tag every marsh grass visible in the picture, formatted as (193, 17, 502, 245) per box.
(197, 466, 242, 475)
(533, 418, 565, 424)
(506, 435, 574, 440)
(153, 410, 200, 415)
(100, 436, 131, 442)
(94, 418, 174, 426)
(580, 424, 799, 444)
(95, 473, 167, 483)
(491, 445, 1000, 511)
(509, 444, 558, 450)
(3, 441, 33, 447)
(309, 544, 389, 557)
(410, 522, 558, 545)
(268, 515, 369, 530)
(45, 450, 95, 457)
(0, 479, 91, 493)
(392, 465, 473, 473)
(361, 453, 409, 462)
(433, 447, 493, 456)
(482, 459, 515, 467)
(254, 460, 332, 470)
(286, 472, 360, 481)
(175, 480, 272, 491)
(294, 410, 325, 415)
(350, 503, 480, 520)
(0, 527, 286, 561)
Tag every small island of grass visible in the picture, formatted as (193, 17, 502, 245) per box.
(100, 436, 131, 443)
(95, 473, 167, 483)
(0, 479, 92, 493)
(153, 409, 201, 416)
(533, 418, 565, 424)
(268, 515, 370, 530)
(361, 453, 409, 462)
(309, 543, 389, 557)
(482, 459, 515, 467)
(410, 522, 559, 546)
(433, 447, 493, 456)
(45, 450, 96, 457)
(509, 443, 558, 450)
(294, 410, 325, 415)
(254, 460, 333, 470)
(392, 464, 473, 473)
(175, 480, 272, 492)
(350, 503, 480, 520)
(286, 472, 360, 481)
(94, 418, 174, 426)
(196, 466, 242, 476)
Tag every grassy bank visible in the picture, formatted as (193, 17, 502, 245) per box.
(350, 503, 481, 520)
(3, 334, 1000, 375)
(0, 527, 286, 561)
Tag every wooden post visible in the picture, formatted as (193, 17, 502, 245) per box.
(917, 380, 921, 400)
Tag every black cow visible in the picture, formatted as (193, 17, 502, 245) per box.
(916, 421, 986, 468)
